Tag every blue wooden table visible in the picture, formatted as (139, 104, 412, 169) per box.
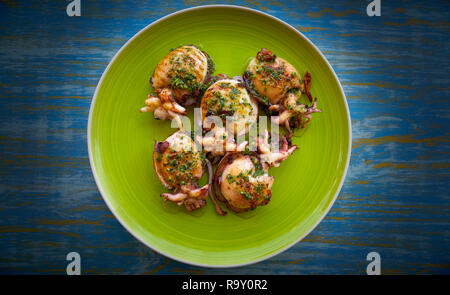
(0, 0, 449, 274)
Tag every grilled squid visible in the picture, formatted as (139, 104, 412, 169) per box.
(195, 125, 249, 157)
(141, 45, 215, 128)
(197, 77, 258, 156)
(243, 48, 321, 132)
(257, 129, 297, 167)
(213, 152, 274, 213)
(153, 131, 209, 211)
(212, 130, 296, 213)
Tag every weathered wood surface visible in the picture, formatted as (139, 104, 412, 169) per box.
(0, 0, 448, 274)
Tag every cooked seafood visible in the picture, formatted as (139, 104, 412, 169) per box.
(243, 48, 321, 132)
(145, 46, 320, 215)
(153, 130, 209, 211)
(257, 129, 297, 167)
(141, 45, 215, 128)
(213, 152, 273, 212)
(195, 125, 249, 157)
(212, 130, 297, 212)
(197, 77, 257, 156)
(201, 78, 258, 135)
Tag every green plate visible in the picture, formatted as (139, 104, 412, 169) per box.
(88, 5, 351, 267)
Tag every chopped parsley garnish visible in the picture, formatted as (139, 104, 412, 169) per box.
(170, 70, 200, 92)
(240, 191, 254, 200)
(244, 70, 255, 79)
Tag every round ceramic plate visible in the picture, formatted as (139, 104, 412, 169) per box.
(88, 5, 351, 267)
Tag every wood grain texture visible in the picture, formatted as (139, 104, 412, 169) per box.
(0, 0, 448, 274)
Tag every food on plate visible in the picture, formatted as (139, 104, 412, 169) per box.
(213, 152, 272, 213)
(141, 45, 215, 127)
(153, 130, 209, 211)
(201, 77, 258, 136)
(146, 46, 321, 215)
(212, 130, 297, 213)
(197, 76, 258, 156)
(243, 48, 302, 106)
(257, 129, 297, 168)
(243, 48, 321, 132)
(195, 125, 249, 157)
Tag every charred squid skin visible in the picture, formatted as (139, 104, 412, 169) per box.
(202, 73, 229, 94)
(213, 152, 240, 205)
(201, 50, 215, 83)
(242, 71, 271, 107)
(153, 140, 172, 189)
(182, 45, 215, 87)
(205, 158, 227, 216)
(224, 198, 250, 213)
(150, 74, 155, 89)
